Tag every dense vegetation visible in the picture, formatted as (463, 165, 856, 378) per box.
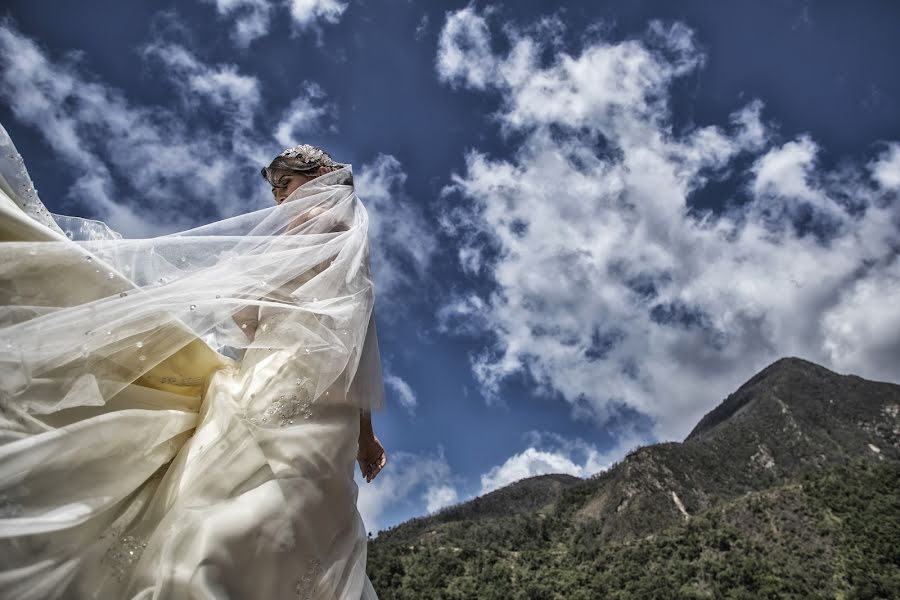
(366, 358, 900, 598)
(368, 461, 899, 599)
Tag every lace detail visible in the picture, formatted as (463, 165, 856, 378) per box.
(101, 529, 148, 580)
(251, 385, 315, 427)
(294, 558, 323, 599)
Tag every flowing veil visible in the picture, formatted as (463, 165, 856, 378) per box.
(0, 121, 384, 418)
(0, 121, 384, 598)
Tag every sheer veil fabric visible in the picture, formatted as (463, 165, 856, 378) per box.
(0, 122, 383, 599)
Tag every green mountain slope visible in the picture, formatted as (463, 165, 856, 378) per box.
(366, 356, 900, 599)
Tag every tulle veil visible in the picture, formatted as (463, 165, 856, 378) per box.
(0, 121, 386, 443)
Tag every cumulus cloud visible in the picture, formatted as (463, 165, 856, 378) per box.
(1, 23, 183, 235)
(435, 5, 497, 90)
(202, 0, 272, 48)
(435, 293, 491, 337)
(201, 0, 347, 47)
(752, 135, 818, 199)
(142, 41, 262, 124)
(479, 429, 646, 494)
(273, 82, 333, 147)
(355, 448, 459, 535)
(821, 255, 900, 378)
(384, 370, 417, 413)
(0, 21, 428, 311)
(480, 447, 585, 494)
(871, 143, 900, 189)
(355, 154, 437, 300)
(0, 21, 331, 235)
(287, 0, 347, 30)
(435, 8, 900, 444)
(424, 484, 458, 514)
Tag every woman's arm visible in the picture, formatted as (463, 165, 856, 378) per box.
(359, 409, 374, 437)
(289, 205, 348, 275)
(232, 205, 339, 336)
(357, 409, 386, 482)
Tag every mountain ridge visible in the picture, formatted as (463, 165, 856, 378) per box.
(366, 355, 900, 598)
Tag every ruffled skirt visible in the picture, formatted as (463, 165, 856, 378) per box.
(0, 349, 378, 599)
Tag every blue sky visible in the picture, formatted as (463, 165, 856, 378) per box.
(2, 1, 899, 536)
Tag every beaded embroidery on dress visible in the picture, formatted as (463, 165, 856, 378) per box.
(0, 122, 382, 599)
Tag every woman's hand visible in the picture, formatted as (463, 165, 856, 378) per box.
(357, 432, 386, 483)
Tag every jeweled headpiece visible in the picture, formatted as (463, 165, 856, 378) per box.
(261, 143, 344, 189)
(277, 143, 341, 168)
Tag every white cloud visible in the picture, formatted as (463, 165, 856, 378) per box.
(731, 99, 769, 150)
(746, 135, 850, 237)
(355, 449, 458, 535)
(273, 82, 332, 147)
(821, 254, 900, 378)
(287, 0, 347, 30)
(355, 154, 437, 300)
(479, 429, 647, 495)
(435, 293, 490, 337)
(0, 22, 424, 310)
(0, 22, 329, 235)
(435, 8, 900, 442)
(752, 135, 818, 200)
(424, 484, 458, 514)
(457, 246, 483, 275)
(201, 0, 348, 47)
(870, 143, 900, 189)
(0, 23, 173, 235)
(415, 15, 430, 42)
(436, 5, 497, 90)
(142, 41, 262, 123)
(480, 447, 584, 494)
(384, 371, 417, 413)
(202, 0, 272, 48)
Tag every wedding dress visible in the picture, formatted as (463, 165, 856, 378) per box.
(0, 123, 384, 599)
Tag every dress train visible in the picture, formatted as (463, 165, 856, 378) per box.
(0, 138, 379, 599)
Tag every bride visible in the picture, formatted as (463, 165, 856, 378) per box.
(0, 124, 387, 599)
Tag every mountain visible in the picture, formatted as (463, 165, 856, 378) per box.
(568, 356, 899, 543)
(378, 473, 582, 544)
(366, 356, 900, 599)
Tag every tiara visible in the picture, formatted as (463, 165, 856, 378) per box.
(278, 144, 340, 169)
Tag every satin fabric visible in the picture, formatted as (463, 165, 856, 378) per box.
(0, 168, 379, 599)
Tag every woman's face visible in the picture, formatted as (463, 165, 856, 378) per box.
(269, 169, 317, 205)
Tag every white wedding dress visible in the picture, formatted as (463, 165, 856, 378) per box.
(0, 124, 382, 599)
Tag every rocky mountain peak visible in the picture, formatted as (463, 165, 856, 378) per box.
(684, 355, 880, 443)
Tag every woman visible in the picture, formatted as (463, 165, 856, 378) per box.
(0, 125, 387, 599)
